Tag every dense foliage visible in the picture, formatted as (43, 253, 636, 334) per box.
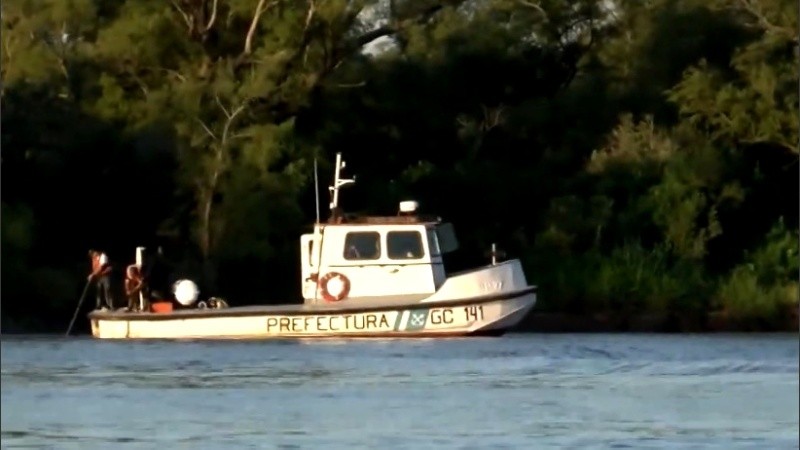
(2, 0, 797, 331)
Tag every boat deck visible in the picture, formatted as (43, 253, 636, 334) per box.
(91, 294, 431, 320)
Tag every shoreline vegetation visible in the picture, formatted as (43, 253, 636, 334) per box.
(2, 0, 798, 334)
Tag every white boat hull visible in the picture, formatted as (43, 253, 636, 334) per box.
(88, 288, 536, 340)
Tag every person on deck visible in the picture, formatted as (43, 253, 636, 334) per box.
(88, 249, 113, 310)
(125, 264, 147, 312)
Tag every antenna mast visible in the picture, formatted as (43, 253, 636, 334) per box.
(313, 157, 320, 224)
(328, 152, 355, 212)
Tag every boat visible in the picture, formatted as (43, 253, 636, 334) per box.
(88, 153, 537, 339)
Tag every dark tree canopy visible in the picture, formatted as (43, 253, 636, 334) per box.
(2, 0, 797, 332)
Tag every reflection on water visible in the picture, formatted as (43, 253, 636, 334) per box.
(2, 333, 798, 449)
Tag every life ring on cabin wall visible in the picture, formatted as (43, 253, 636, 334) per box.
(319, 272, 351, 302)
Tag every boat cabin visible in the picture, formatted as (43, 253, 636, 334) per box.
(300, 202, 460, 303)
(300, 153, 460, 303)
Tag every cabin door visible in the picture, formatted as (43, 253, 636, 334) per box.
(377, 230, 437, 295)
(300, 233, 321, 300)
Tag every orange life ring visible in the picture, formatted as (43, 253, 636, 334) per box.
(319, 272, 350, 302)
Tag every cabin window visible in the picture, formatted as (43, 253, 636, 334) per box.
(387, 231, 425, 260)
(426, 229, 441, 256)
(435, 223, 459, 253)
(343, 231, 381, 260)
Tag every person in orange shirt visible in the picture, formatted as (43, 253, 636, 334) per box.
(88, 249, 113, 310)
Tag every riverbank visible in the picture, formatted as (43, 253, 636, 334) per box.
(516, 308, 800, 333)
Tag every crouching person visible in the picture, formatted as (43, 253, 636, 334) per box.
(125, 265, 148, 312)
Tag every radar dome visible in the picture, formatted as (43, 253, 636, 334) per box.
(399, 200, 419, 213)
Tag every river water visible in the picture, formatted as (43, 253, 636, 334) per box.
(1, 333, 797, 449)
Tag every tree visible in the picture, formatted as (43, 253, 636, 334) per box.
(668, 0, 798, 154)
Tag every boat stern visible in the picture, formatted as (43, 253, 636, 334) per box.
(90, 316, 99, 338)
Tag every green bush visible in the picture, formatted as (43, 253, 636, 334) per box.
(585, 241, 707, 314)
(715, 218, 799, 321)
(529, 240, 708, 316)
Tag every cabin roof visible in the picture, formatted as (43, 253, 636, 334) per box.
(325, 214, 442, 226)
